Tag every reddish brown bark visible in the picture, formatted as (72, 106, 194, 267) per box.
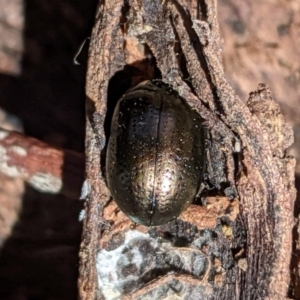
(79, 1, 296, 299)
(0, 128, 84, 199)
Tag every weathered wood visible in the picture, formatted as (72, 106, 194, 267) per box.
(79, 1, 296, 299)
(0, 128, 84, 199)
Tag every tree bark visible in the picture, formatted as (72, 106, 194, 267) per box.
(79, 1, 296, 299)
(0, 128, 84, 199)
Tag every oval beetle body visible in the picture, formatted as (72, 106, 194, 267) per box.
(106, 80, 206, 226)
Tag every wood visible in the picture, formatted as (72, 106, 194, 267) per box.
(0, 128, 84, 199)
(79, 1, 296, 299)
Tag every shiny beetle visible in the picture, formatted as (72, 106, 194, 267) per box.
(106, 80, 206, 226)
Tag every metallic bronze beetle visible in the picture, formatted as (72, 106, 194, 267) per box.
(106, 80, 206, 226)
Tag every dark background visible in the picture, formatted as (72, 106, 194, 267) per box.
(0, 1, 97, 299)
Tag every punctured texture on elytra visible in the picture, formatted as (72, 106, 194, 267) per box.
(106, 80, 206, 226)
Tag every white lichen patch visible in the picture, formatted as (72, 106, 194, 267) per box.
(29, 172, 62, 193)
(80, 179, 91, 200)
(96, 230, 155, 300)
(96, 228, 212, 299)
(0, 145, 23, 177)
(10, 145, 27, 156)
(78, 209, 86, 221)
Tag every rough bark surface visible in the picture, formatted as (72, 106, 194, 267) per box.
(0, 128, 84, 199)
(79, 1, 296, 300)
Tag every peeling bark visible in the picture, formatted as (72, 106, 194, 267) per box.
(79, 1, 296, 299)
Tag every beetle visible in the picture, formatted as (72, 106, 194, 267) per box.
(106, 80, 206, 226)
